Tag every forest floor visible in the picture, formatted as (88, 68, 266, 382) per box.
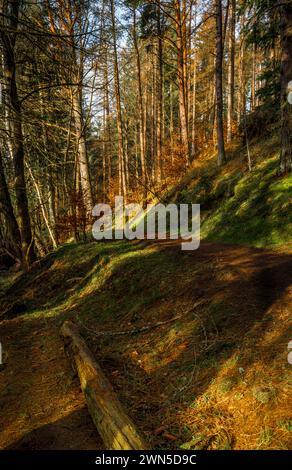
(0, 240, 291, 450)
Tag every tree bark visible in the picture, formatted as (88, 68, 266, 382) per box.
(26, 163, 57, 249)
(156, 0, 163, 182)
(237, 15, 246, 127)
(227, 0, 236, 143)
(133, 8, 147, 198)
(215, 0, 226, 165)
(61, 321, 148, 450)
(170, 82, 174, 164)
(251, 42, 257, 111)
(0, 150, 22, 262)
(279, 0, 292, 173)
(1, 0, 36, 266)
(110, 0, 127, 200)
(102, 46, 112, 201)
(191, 4, 197, 159)
(72, 89, 93, 217)
(175, 0, 190, 168)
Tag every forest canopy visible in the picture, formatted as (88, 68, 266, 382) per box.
(0, 0, 291, 268)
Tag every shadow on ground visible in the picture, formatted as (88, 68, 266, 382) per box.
(0, 240, 291, 449)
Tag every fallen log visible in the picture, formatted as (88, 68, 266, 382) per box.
(61, 320, 148, 450)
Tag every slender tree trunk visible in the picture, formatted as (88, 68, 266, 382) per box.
(251, 42, 257, 111)
(182, 0, 188, 127)
(175, 0, 190, 168)
(1, 0, 36, 265)
(279, 0, 292, 173)
(170, 82, 174, 165)
(151, 52, 157, 182)
(135, 125, 139, 184)
(227, 0, 236, 143)
(104, 48, 112, 198)
(191, 57, 197, 158)
(0, 150, 22, 262)
(143, 83, 148, 175)
(110, 0, 127, 199)
(72, 89, 93, 217)
(133, 8, 147, 198)
(191, 5, 197, 159)
(39, 88, 57, 242)
(102, 95, 107, 200)
(215, 0, 226, 166)
(26, 163, 57, 249)
(237, 16, 246, 126)
(124, 120, 130, 190)
(211, 61, 217, 145)
(156, 1, 163, 182)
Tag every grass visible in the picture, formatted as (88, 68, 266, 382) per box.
(1, 235, 291, 450)
(166, 134, 292, 249)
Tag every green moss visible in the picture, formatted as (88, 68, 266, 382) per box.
(257, 427, 273, 447)
(166, 135, 292, 248)
(252, 385, 277, 404)
(199, 157, 292, 248)
(278, 420, 292, 432)
(218, 376, 238, 394)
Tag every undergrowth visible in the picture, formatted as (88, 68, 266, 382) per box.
(166, 134, 292, 249)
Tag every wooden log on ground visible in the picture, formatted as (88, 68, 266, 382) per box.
(61, 320, 148, 450)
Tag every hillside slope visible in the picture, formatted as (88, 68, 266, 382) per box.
(0, 133, 291, 450)
(0, 240, 291, 450)
(165, 133, 292, 249)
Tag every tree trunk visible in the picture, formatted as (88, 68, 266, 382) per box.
(26, 163, 57, 249)
(279, 0, 292, 173)
(237, 15, 246, 127)
(110, 0, 127, 200)
(156, 0, 163, 182)
(72, 89, 93, 217)
(215, 0, 226, 166)
(61, 321, 148, 450)
(39, 88, 57, 242)
(133, 8, 147, 198)
(103, 47, 112, 200)
(191, 5, 197, 159)
(0, 151, 22, 262)
(227, 0, 236, 143)
(170, 82, 174, 164)
(251, 42, 257, 111)
(175, 0, 190, 168)
(151, 52, 157, 181)
(1, 0, 36, 266)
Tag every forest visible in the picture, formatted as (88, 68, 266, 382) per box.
(0, 0, 291, 456)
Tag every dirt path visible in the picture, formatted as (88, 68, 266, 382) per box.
(0, 241, 291, 450)
(0, 317, 102, 449)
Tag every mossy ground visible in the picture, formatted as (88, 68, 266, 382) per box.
(166, 133, 292, 249)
